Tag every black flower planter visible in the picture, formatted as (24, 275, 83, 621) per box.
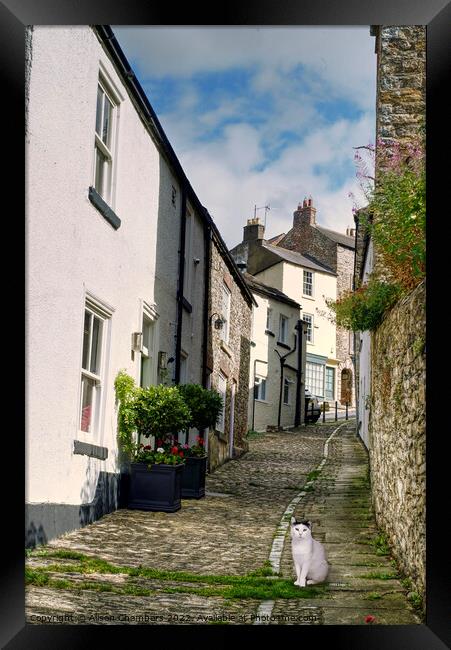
(128, 462, 183, 512)
(181, 455, 207, 499)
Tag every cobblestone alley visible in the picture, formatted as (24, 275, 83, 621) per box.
(26, 421, 421, 626)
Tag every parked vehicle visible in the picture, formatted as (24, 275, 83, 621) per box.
(305, 389, 321, 423)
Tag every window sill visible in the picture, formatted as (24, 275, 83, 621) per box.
(88, 186, 121, 230)
(277, 341, 291, 350)
(265, 329, 275, 337)
(255, 399, 269, 404)
(182, 297, 193, 313)
(302, 295, 315, 301)
(73, 439, 108, 460)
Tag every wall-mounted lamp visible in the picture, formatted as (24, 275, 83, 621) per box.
(131, 332, 143, 352)
(209, 312, 225, 330)
(193, 258, 201, 265)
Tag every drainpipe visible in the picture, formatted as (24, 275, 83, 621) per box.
(201, 215, 212, 461)
(294, 319, 304, 427)
(252, 358, 258, 431)
(202, 216, 212, 388)
(277, 357, 286, 430)
(174, 187, 187, 384)
(275, 334, 297, 430)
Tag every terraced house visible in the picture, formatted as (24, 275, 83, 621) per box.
(231, 215, 340, 408)
(25, 25, 252, 546)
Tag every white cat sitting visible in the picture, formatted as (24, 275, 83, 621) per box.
(290, 517, 329, 587)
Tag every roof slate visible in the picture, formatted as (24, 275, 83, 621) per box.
(315, 225, 355, 249)
(262, 243, 337, 275)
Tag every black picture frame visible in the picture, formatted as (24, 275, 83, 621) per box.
(2, 0, 449, 647)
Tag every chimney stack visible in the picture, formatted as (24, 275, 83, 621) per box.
(243, 217, 265, 243)
(293, 196, 317, 228)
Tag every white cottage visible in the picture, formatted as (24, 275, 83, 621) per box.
(25, 25, 211, 545)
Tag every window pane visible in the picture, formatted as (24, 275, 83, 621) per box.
(95, 147, 106, 196)
(95, 85, 103, 136)
(90, 316, 102, 375)
(142, 318, 153, 353)
(141, 356, 152, 388)
(283, 379, 289, 404)
(325, 367, 335, 399)
(80, 375, 96, 432)
(303, 271, 313, 296)
(303, 315, 313, 342)
(306, 362, 324, 398)
(102, 95, 113, 147)
(82, 311, 91, 371)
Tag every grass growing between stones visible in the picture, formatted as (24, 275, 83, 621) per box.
(26, 550, 327, 601)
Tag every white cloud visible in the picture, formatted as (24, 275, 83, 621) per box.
(113, 26, 376, 248)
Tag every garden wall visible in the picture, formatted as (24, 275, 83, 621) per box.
(369, 279, 425, 602)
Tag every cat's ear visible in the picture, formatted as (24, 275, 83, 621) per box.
(306, 521, 312, 529)
(290, 516, 296, 525)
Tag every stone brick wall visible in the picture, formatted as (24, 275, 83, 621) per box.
(367, 25, 426, 607)
(207, 240, 252, 472)
(375, 26, 426, 151)
(336, 245, 356, 405)
(369, 280, 425, 603)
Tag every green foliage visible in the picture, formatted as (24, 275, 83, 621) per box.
(27, 550, 327, 600)
(114, 372, 191, 465)
(134, 444, 185, 466)
(177, 383, 223, 430)
(364, 156, 425, 291)
(133, 384, 191, 440)
(114, 370, 140, 457)
(327, 278, 400, 332)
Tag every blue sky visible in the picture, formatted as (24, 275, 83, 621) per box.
(113, 27, 376, 247)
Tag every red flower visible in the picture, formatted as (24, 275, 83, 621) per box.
(178, 450, 184, 458)
(364, 615, 376, 624)
(171, 446, 178, 455)
(156, 439, 163, 447)
(143, 445, 152, 450)
(197, 438, 204, 446)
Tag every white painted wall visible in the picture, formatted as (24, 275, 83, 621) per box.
(357, 239, 374, 448)
(26, 26, 205, 506)
(248, 290, 300, 431)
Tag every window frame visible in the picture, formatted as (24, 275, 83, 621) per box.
(221, 282, 231, 344)
(279, 314, 289, 344)
(216, 372, 227, 433)
(77, 294, 113, 440)
(283, 377, 294, 405)
(303, 313, 314, 343)
(254, 376, 267, 402)
(325, 366, 335, 401)
(93, 72, 120, 207)
(305, 361, 325, 399)
(303, 270, 314, 297)
(266, 307, 272, 332)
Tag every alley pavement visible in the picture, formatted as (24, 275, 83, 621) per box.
(26, 422, 421, 625)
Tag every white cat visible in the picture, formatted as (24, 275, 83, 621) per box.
(291, 517, 329, 587)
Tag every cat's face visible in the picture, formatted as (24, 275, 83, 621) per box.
(291, 517, 312, 539)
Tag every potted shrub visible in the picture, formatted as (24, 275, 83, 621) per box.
(115, 373, 191, 512)
(176, 384, 223, 499)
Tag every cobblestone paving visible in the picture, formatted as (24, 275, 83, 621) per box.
(26, 422, 422, 625)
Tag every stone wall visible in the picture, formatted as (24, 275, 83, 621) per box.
(374, 26, 426, 151)
(336, 245, 356, 405)
(207, 240, 252, 472)
(369, 280, 425, 602)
